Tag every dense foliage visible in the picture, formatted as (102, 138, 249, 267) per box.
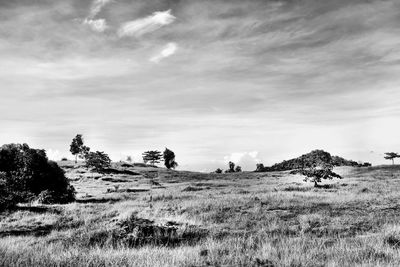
(163, 148, 178, 169)
(0, 143, 75, 210)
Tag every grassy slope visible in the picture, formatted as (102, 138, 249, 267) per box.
(2, 163, 400, 266)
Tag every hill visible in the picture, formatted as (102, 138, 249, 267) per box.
(256, 149, 370, 172)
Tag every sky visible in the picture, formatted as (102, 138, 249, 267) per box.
(1, 0, 400, 171)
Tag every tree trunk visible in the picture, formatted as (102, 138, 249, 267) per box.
(75, 155, 78, 164)
(314, 181, 318, 188)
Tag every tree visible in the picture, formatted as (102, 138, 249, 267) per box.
(0, 143, 75, 209)
(225, 161, 235, 173)
(215, 168, 223, 174)
(235, 166, 242, 172)
(290, 151, 342, 187)
(70, 134, 90, 163)
(126, 156, 132, 163)
(384, 152, 400, 165)
(255, 163, 265, 172)
(142, 151, 162, 166)
(229, 161, 235, 172)
(85, 151, 111, 172)
(163, 148, 178, 169)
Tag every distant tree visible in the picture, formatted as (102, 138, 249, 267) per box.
(163, 148, 178, 169)
(215, 168, 223, 174)
(290, 151, 342, 187)
(126, 156, 132, 163)
(384, 152, 400, 165)
(70, 134, 90, 163)
(85, 151, 111, 172)
(142, 150, 162, 166)
(235, 166, 242, 172)
(255, 163, 265, 172)
(229, 161, 235, 172)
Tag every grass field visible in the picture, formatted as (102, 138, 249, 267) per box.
(2, 162, 400, 266)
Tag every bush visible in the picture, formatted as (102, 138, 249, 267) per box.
(0, 143, 75, 209)
(215, 168, 223, 174)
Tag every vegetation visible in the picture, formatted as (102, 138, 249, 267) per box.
(2, 163, 400, 266)
(70, 134, 90, 163)
(0, 143, 75, 210)
(215, 168, 223, 173)
(384, 152, 400, 165)
(163, 148, 178, 169)
(85, 151, 111, 172)
(142, 151, 162, 166)
(256, 149, 363, 172)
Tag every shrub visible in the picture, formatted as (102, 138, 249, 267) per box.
(0, 143, 75, 209)
(215, 168, 223, 174)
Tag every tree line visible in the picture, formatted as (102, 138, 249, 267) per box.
(70, 134, 178, 171)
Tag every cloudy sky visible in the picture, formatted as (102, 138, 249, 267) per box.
(1, 0, 400, 171)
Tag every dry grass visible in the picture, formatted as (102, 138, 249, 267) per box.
(2, 163, 400, 266)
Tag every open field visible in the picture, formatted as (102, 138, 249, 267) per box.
(2, 163, 400, 266)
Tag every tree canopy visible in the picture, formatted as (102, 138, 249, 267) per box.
(384, 152, 400, 165)
(70, 134, 90, 163)
(142, 151, 162, 166)
(163, 148, 178, 169)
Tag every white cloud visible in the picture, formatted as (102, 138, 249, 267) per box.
(89, 0, 113, 19)
(150, 42, 178, 63)
(224, 151, 262, 171)
(83, 0, 112, 32)
(83, 18, 108, 32)
(118, 10, 176, 38)
(46, 149, 62, 161)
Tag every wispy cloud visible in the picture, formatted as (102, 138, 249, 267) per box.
(84, 0, 112, 32)
(88, 0, 113, 19)
(150, 42, 178, 63)
(83, 18, 108, 32)
(118, 9, 176, 38)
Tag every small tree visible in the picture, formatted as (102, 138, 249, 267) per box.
(163, 148, 178, 169)
(142, 151, 162, 166)
(235, 166, 242, 172)
(126, 156, 132, 163)
(255, 163, 265, 172)
(384, 152, 400, 165)
(215, 168, 223, 173)
(70, 134, 90, 163)
(291, 151, 342, 187)
(85, 151, 111, 172)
